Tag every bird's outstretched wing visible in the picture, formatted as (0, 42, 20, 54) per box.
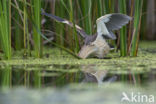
(41, 9, 88, 38)
(96, 13, 131, 40)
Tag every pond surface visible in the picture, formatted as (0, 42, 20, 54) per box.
(0, 41, 156, 104)
(0, 82, 156, 104)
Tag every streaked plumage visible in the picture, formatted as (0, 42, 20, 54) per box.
(41, 10, 131, 59)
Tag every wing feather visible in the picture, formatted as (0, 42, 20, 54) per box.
(41, 9, 88, 38)
(96, 13, 131, 40)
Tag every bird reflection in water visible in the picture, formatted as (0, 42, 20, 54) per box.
(81, 64, 117, 85)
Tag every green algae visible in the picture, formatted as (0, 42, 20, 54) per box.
(0, 41, 156, 73)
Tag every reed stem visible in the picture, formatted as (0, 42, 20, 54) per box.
(119, 0, 127, 56)
(31, 0, 42, 58)
(131, 0, 143, 56)
(0, 0, 12, 59)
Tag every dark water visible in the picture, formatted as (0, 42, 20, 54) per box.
(0, 64, 155, 87)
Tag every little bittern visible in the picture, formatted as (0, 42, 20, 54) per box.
(42, 10, 131, 59)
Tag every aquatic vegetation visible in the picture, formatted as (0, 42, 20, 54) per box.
(0, 0, 12, 59)
(119, 0, 127, 56)
(131, 0, 144, 56)
(31, 0, 42, 58)
(0, 41, 155, 71)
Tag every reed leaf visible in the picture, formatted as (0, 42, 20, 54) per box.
(104, 0, 109, 14)
(31, 0, 42, 58)
(131, 0, 143, 56)
(97, 0, 103, 17)
(0, 0, 12, 59)
(55, 0, 66, 47)
(119, 0, 127, 56)
(69, 0, 79, 53)
(13, 1, 23, 50)
(127, 0, 134, 55)
(80, 0, 92, 34)
(23, 0, 31, 57)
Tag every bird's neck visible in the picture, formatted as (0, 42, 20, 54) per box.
(95, 34, 107, 43)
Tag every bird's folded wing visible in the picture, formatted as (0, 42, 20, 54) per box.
(41, 10, 88, 38)
(96, 13, 132, 40)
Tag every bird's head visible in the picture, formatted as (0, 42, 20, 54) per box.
(78, 44, 98, 59)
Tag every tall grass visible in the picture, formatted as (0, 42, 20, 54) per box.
(131, 0, 143, 56)
(69, 0, 79, 53)
(23, 0, 31, 57)
(0, 0, 12, 59)
(97, 0, 103, 17)
(31, 0, 42, 58)
(104, 0, 110, 14)
(80, 0, 92, 35)
(13, 5, 23, 50)
(55, 1, 65, 47)
(119, 0, 127, 56)
(127, 0, 134, 55)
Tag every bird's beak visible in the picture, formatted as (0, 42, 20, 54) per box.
(78, 45, 97, 59)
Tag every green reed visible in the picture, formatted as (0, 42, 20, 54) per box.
(13, 6, 23, 50)
(97, 0, 103, 17)
(55, 1, 65, 47)
(23, 0, 29, 56)
(127, 0, 134, 55)
(79, 0, 92, 34)
(104, 0, 109, 14)
(0, 0, 12, 59)
(119, 0, 127, 56)
(31, 0, 42, 58)
(131, 0, 143, 56)
(69, 0, 80, 53)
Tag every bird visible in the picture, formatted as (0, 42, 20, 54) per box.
(81, 64, 117, 85)
(41, 10, 131, 59)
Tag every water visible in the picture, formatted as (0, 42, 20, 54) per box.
(0, 82, 155, 104)
(0, 64, 155, 87)
(0, 64, 156, 104)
